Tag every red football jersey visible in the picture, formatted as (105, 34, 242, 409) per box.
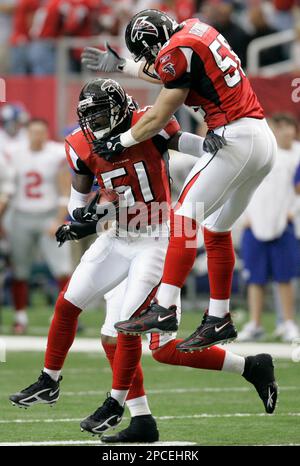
(65, 108, 180, 227)
(155, 18, 264, 129)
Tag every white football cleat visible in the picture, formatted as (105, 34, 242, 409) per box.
(281, 320, 300, 342)
(238, 321, 265, 342)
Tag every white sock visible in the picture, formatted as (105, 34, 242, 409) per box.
(43, 368, 61, 382)
(156, 284, 181, 308)
(15, 310, 28, 326)
(111, 389, 128, 406)
(208, 298, 230, 318)
(222, 351, 245, 375)
(126, 395, 151, 417)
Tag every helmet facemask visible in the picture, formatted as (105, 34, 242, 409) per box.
(77, 91, 129, 151)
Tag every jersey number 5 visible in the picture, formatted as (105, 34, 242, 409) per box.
(101, 162, 154, 206)
(209, 34, 245, 88)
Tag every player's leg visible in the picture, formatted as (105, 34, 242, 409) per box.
(152, 331, 278, 414)
(176, 163, 273, 351)
(111, 236, 169, 405)
(158, 119, 276, 313)
(9, 233, 130, 408)
(9, 212, 36, 334)
(96, 281, 159, 443)
(86, 235, 169, 433)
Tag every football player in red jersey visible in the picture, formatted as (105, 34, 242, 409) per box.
(9, 78, 277, 440)
(82, 9, 277, 351)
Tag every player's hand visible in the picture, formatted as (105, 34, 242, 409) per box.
(92, 134, 126, 161)
(72, 191, 100, 223)
(203, 130, 227, 154)
(81, 43, 126, 73)
(55, 222, 97, 247)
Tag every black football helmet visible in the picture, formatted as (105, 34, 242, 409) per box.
(77, 78, 135, 153)
(125, 9, 180, 78)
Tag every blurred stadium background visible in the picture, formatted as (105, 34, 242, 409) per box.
(0, 0, 300, 446)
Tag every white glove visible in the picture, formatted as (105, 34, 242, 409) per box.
(81, 42, 126, 73)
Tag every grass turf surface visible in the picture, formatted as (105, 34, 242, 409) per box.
(0, 304, 300, 445)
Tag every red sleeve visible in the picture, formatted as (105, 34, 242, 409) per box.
(65, 140, 76, 171)
(155, 47, 191, 89)
(65, 138, 94, 175)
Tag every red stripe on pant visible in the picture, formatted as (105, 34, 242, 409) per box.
(176, 172, 201, 207)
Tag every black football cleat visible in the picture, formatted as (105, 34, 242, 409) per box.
(9, 371, 62, 408)
(176, 310, 237, 352)
(243, 353, 278, 414)
(101, 414, 159, 443)
(115, 302, 178, 335)
(80, 394, 124, 435)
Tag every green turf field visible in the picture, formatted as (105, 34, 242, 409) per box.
(0, 352, 300, 445)
(0, 303, 299, 445)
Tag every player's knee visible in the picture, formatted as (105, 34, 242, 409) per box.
(101, 334, 117, 345)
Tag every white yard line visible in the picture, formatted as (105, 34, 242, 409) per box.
(1, 386, 297, 398)
(0, 336, 296, 358)
(0, 412, 299, 425)
(61, 385, 296, 396)
(0, 440, 196, 446)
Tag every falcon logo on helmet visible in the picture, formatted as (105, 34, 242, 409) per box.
(125, 9, 180, 79)
(101, 79, 125, 101)
(131, 16, 159, 43)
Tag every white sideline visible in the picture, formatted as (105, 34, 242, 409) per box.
(1, 336, 296, 359)
(1, 412, 299, 424)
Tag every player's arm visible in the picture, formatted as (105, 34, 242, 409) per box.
(126, 87, 189, 144)
(167, 131, 226, 156)
(81, 44, 162, 85)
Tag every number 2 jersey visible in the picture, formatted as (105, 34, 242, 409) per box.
(65, 108, 180, 226)
(155, 18, 264, 129)
(5, 140, 66, 213)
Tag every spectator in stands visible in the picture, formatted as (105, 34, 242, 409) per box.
(211, 1, 250, 66)
(5, 118, 72, 334)
(248, 3, 287, 66)
(272, 0, 296, 30)
(239, 113, 300, 342)
(0, 0, 16, 74)
(10, 0, 39, 74)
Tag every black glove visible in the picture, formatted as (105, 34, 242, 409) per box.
(56, 222, 97, 247)
(92, 134, 126, 161)
(72, 191, 100, 223)
(203, 130, 227, 154)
